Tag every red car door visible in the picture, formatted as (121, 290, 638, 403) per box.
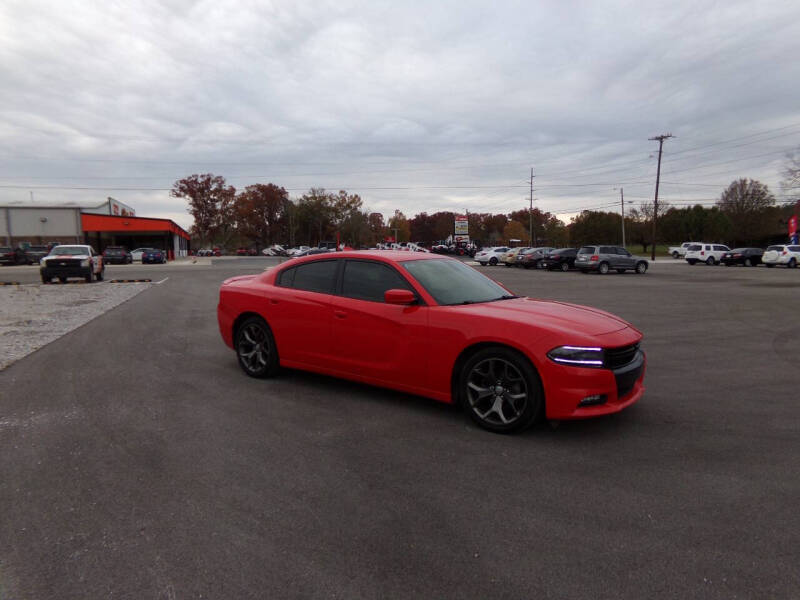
(328, 259, 430, 393)
(269, 259, 338, 365)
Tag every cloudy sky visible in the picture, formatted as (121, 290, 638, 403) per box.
(2, 0, 799, 229)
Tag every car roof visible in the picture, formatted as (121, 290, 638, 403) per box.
(286, 250, 447, 264)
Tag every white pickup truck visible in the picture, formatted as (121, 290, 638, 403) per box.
(668, 242, 699, 259)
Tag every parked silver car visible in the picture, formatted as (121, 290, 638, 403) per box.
(575, 245, 648, 274)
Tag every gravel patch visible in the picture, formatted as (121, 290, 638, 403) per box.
(0, 282, 151, 370)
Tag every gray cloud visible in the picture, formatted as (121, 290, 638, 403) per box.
(2, 0, 799, 228)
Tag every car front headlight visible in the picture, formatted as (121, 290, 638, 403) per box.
(547, 345, 604, 368)
(80, 259, 89, 267)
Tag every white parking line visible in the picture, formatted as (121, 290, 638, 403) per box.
(154, 277, 169, 285)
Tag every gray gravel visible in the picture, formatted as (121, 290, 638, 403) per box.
(0, 282, 151, 370)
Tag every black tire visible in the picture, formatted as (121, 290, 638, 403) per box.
(672, 251, 679, 259)
(489, 257, 498, 266)
(706, 257, 715, 266)
(687, 259, 697, 265)
(789, 258, 797, 269)
(560, 262, 570, 272)
(459, 346, 542, 433)
(744, 258, 752, 267)
(598, 262, 610, 274)
(635, 261, 648, 274)
(235, 316, 279, 378)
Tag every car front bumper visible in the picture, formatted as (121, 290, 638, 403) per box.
(41, 266, 91, 279)
(541, 350, 646, 419)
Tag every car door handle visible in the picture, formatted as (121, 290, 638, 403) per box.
(334, 310, 347, 319)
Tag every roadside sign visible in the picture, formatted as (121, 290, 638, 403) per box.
(454, 215, 468, 236)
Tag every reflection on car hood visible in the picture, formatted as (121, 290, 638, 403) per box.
(450, 297, 633, 336)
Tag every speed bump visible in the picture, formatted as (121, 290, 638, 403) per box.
(109, 279, 152, 283)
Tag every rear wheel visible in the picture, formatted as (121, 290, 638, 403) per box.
(744, 258, 753, 267)
(789, 258, 797, 269)
(598, 262, 610, 274)
(235, 316, 279, 378)
(706, 257, 715, 265)
(489, 257, 498, 266)
(459, 347, 542, 433)
(635, 261, 648, 274)
(560, 262, 570, 272)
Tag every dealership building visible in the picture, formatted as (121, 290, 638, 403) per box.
(0, 198, 190, 259)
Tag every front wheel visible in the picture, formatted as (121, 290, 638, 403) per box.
(560, 262, 570, 272)
(489, 257, 498, 266)
(672, 251, 679, 259)
(460, 347, 542, 433)
(235, 316, 279, 378)
(635, 261, 648, 274)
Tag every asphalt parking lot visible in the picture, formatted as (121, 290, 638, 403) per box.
(1, 259, 798, 599)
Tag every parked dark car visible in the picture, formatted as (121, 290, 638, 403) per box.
(23, 245, 50, 265)
(142, 249, 167, 264)
(575, 245, 649, 274)
(102, 246, 133, 264)
(540, 248, 578, 271)
(517, 247, 555, 269)
(721, 248, 764, 267)
(0, 246, 25, 265)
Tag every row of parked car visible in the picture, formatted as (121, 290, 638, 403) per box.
(475, 246, 650, 273)
(0, 244, 53, 265)
(679, 243, 800, 267)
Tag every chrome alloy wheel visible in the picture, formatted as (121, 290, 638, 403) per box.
(465, 357, 529, 426)
(237, 322, 271, 374)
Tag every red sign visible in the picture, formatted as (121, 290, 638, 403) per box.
(790, 215, 798, 237)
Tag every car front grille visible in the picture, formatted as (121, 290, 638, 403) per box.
(615, 364, 642, 399)
(47, 258, 82, 267)
(605, 343, 639, 370)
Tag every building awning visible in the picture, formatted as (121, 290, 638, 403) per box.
(81, 213, 190, 240)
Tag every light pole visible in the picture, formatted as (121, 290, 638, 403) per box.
(614, 187, 625, 248)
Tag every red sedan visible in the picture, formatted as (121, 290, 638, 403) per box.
(217, 252, 645, 433)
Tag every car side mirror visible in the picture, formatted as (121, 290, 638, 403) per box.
(384, 289, 417, 305)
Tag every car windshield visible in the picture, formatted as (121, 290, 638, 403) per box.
(402, 258, 516, 306)
(49, 246, 88, 256)
(766, 246, 783, 251)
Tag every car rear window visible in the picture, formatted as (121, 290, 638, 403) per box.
(289, 260, 338, 294)
(766, 246, 783, 251)
(687, 245, 701, 251)
(341, 260, 411, 302)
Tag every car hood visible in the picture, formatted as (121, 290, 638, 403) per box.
(450, 297, 634, 336)
(45, 253, 89, 260)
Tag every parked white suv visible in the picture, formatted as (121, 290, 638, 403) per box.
(475, 246, 510, 266)
(685, 243, 730, 265)
(762, 244, 800, 268)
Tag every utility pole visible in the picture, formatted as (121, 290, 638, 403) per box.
(529, 168, 535, 247)
(619, 187, 625, 248)
(648, 134, 673, 261)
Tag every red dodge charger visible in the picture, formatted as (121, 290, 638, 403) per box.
(217, 251, 645, 433)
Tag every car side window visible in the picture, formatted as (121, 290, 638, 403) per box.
(617, 247, 631, 256)
(341, 260, 412, 303)
(290, 260, 338, 294)
(713, 245, 726, 251)
(276, 266, 296, 287)
(599, 246, 614, 254)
